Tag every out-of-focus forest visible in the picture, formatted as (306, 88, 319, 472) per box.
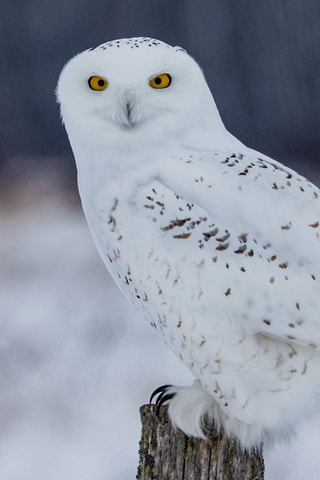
(1, 2, 320, 480)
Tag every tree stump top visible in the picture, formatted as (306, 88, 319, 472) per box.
(137, 404, 264, 480)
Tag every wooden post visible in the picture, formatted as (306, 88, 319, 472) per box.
(137, 405, 264, 480)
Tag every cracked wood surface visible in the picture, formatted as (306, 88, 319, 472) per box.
(137, 405, 264, 480)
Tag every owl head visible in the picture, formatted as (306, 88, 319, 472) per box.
(57, 37, 227, 153)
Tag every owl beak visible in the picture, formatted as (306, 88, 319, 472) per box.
(117, 93, 137, 129)
(125, 100, 134, 126)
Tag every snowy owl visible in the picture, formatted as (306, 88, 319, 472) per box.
(57, 37, 320, 449)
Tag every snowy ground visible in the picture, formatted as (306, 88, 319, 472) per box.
(1, 170, 320, 479)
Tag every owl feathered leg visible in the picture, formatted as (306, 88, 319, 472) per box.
(150, 380, 215, 438)
(167, 380, 217, 439)
(151, 380, 292, 450)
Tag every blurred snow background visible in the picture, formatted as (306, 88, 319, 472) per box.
(1, 170, 320, 479)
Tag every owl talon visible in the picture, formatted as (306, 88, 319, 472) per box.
(149, 384, 172, 404)
(156, 392, 176, 415)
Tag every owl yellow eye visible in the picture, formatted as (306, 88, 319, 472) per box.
(149, 73, 172, 89)
(88, 76, 108, 91)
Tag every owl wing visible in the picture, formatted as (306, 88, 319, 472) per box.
(140, 148, 320, 350)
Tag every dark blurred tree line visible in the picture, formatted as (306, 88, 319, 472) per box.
(0, 0, 319, 178)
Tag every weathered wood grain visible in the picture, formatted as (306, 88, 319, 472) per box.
(137, 404, 264, 480)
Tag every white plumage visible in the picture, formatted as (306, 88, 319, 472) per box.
(57, 37, 320, 449)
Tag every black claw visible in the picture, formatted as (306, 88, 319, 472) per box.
(156, 392, 176, 416)
(149, 384, 172, 405)
(155, 390, 167, 407)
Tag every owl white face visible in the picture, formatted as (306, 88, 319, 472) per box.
(57, 38, 216, 151)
